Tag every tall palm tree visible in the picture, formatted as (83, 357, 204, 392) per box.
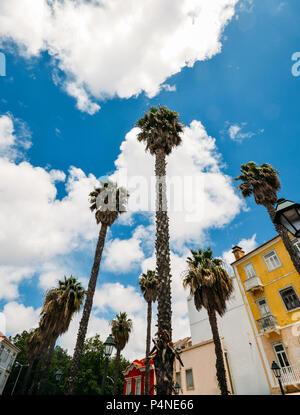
(136, 105, 183, 395)
(66, 182, 129, 394)
(111, 312, 132, 395)
(183, 248, 233, 395)
(36, 276, 85, 394)
(138, 270, 158, 395)
(235, 162, 300, 273)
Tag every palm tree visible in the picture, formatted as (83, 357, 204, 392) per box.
(235, 162, 300, 273)
(183, 248, 233, 395)
(66, 182, 129, 394)
(36, 276, 85, 394)
(136, 105, 183, 394)
(138, 270, 158, 395)
(21, 328, 43, 394)
(111, 312, 132, 395)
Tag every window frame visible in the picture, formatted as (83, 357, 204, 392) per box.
(125, 378, 132, 395)
(262, 249, 282, 272)
(278, 284, 300, 313)
(243, 262, 257, 279)
(135, 376, 141, 395)
(175, 371, 181, 389)
(272, 341, 291, 368)
(185, 368, 194, 390)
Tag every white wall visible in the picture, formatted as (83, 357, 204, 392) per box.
(187, 276, 270, 395)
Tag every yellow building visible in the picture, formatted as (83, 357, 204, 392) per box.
(231, 235, 300, 394)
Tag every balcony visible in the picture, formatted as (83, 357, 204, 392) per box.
(257, 314, 280, 335)
(272, 365, 300, 387)
(244, 275, 264, 293)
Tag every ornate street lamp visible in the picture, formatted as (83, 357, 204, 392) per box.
(101, 334, 116, 395)
(271, 361, 285, 395)
(274, 198, 300, 238)
(174, 381, 180, 395)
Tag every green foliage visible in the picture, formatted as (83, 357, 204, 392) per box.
(3, 332, 130, 395)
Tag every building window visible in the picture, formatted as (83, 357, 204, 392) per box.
(279, 286, 300, 311)
(256, 297, 271, 317)
(135, 378, 141, 395)
(273, 343, 291, 368)
(263, 250, 281, 271)
(185, 369, 194, 390)
(126, 379, 131, 395)
(244, 262, 257, 279)
(175, 372, 181, 389)
(293, 239, 300, 254)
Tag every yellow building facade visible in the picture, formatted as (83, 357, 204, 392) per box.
(231, 235, 300, 393)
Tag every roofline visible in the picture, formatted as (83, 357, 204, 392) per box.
(230, 234, 280, 266)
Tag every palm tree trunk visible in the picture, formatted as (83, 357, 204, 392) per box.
(37, 336, 57, 394)
(66, 223, 108, 394)
(144, 300, 152, 395)
(113, 347, 121, 395)
(153, 148, 174, 395)
(21, 358, 35, 394)
(207, 308, 229, 395)
(265, 203, 300, 274)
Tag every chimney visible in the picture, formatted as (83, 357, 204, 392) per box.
(232, 245, 245, 261)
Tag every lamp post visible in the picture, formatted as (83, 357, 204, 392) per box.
(54, 369, 63, 395)
(11, 362, 29, 395)
(174, 381, 180, 395)
(271, 361, 285, 395)
(101, 334, 115, 395)
(274, 198, 300, 238)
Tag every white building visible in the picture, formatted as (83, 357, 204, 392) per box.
(187, 275, 271, 394)
(0, 332, 19, 395)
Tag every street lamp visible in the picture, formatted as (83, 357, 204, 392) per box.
(11, 362, 29, 395)
(271, 361, 285, 395)
(274, 198, 300, 238)
(55, 369, 63, 382)
(101, 334, 115, 395)
(174, 381, 180, 395)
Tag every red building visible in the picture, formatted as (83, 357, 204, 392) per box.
(122, 358, 155, 395)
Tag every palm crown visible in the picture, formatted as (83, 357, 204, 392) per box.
(183, 248, 233, 316)
(111, 312, 133, 351)
(89, 181, 129, 226)
(139, 270, 158, 303)
(136, 105, 183, 155)
(235, 161, 281, 206)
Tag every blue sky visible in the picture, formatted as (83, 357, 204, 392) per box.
(0, 0, 299, 360)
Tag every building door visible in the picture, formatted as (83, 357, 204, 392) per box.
(273, 343, 291, 368)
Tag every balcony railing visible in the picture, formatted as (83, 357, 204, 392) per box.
(273, 365, 300, 386)
(257, 314, 279, 333)
(244, 275, 264, 292)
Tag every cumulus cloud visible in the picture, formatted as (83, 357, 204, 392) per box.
(0, 114, 32, 160)
(0, 0, 238, 113)
(0, 302, 40, 335)
(102, 231, 144, 274)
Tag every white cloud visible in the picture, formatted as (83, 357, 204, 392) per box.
(0, 302, 40, 336)
(0, 114, 32, 160)
(0, 0, 238, 113)
(102, 233, 144, 274)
